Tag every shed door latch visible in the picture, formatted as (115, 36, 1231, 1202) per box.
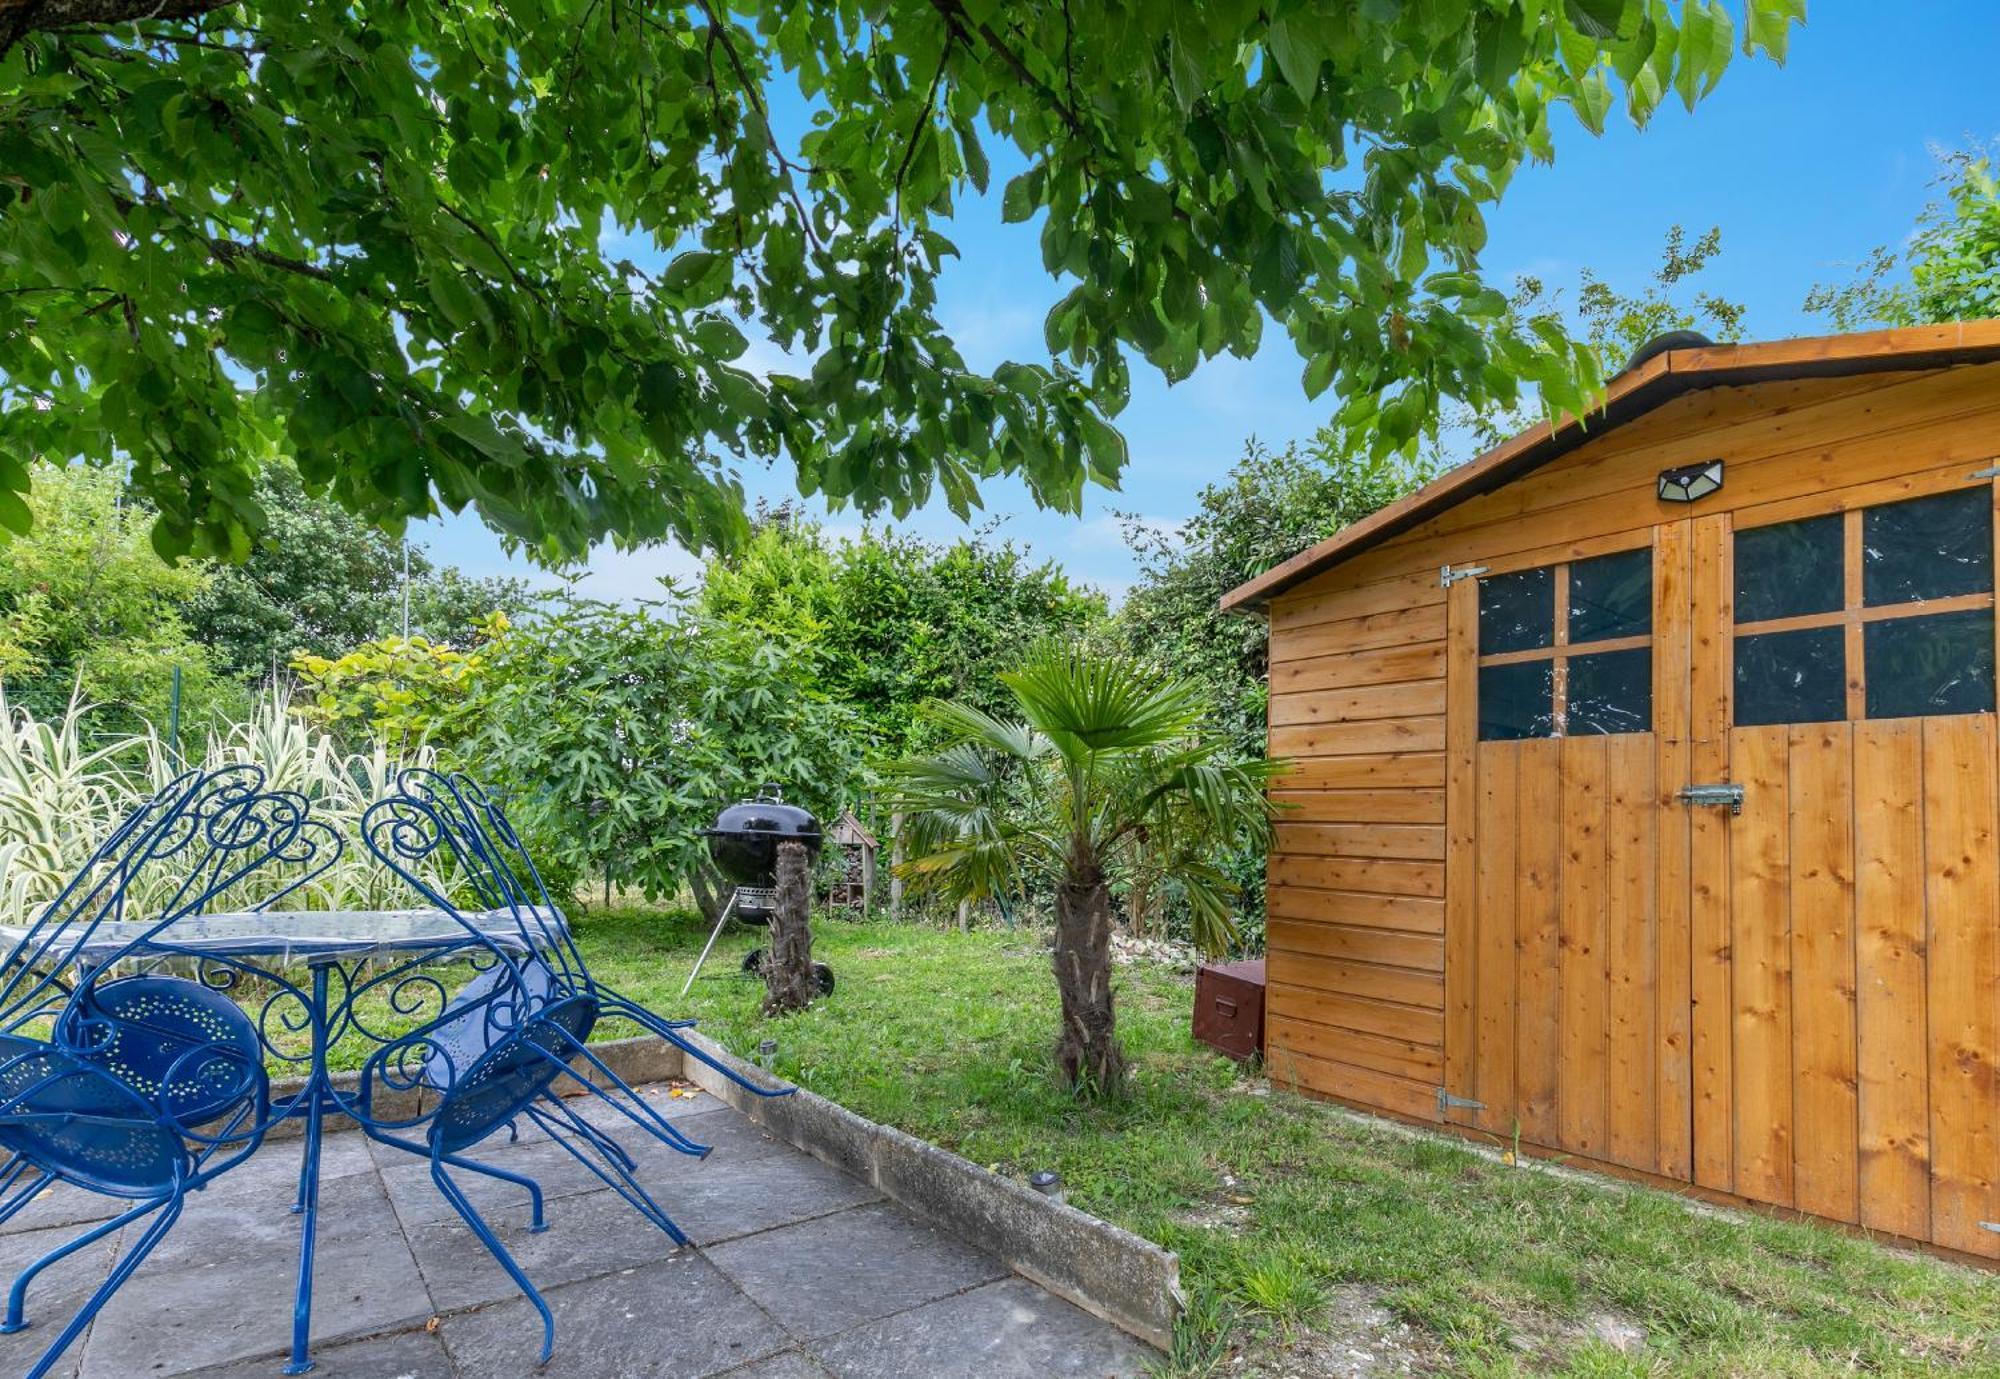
(1677, 783, 1744, 815)
(1436, 1088, 1485, 1116)
(1439, 563, 1490, 588)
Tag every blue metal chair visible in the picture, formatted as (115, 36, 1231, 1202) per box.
(387, 771, 792, 1119)
(0, 768, 297, 1379)
(353, 772, 790, 1361)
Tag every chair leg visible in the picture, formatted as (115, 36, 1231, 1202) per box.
(19, 1192, 182, 1379)
(535, 1092, 640, 1169)
(2, 1196, 165, 1333)
(0, 1168, 56, 1234)
(430, 1159, 555, 1364)
(437, 1152, 547, 1233)
(537, 1033, 713, 1157)
(523, 1105, 691, 1248)
(598, 997, 794, 1099)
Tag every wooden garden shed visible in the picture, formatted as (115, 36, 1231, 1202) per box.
(1223, 320, 2000, 1260)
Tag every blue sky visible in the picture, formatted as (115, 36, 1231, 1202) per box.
(420, 5, 2000, 605)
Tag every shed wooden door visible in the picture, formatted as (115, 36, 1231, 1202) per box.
(1450, 482, 2000, 1252)
(1687, 482, 2000, 1257)
(1443, 525, 1695, 1180)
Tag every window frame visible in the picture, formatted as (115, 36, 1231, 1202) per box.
(1731, 486, 1996, 724)
(1475, 543, 1655, 740)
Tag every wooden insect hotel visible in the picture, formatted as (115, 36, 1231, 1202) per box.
(1224, 321, 2000, 1260)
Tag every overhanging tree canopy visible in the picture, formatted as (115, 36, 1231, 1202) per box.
(0, 0, 1803, 562)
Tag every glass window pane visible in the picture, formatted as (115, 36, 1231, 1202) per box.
(1864, 609, 1996, 719)
(1479, 567, 1554, 654)
(1862, 488, 1993, 607)
(1734, 626, 1846, 726)
(1567, 648, 1653, 736)
(1735, 515, 1844, 623)
(1479, 661, 1555, 741)
(1569, 548, 1652, 643)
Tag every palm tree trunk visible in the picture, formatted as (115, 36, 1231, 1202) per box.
(1053, 857, 1125, 1094)
(763, 840, 817, 1015)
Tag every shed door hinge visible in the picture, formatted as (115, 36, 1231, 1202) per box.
(1440, 563, 1489, 588)
(1970, 463, 2000, 481)
(1436, 1088, 1485, 1116)
(1982, 1221, 2000, 1235)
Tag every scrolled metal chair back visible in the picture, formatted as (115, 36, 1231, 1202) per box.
(0, 766, 333, 1033)
(374, 770, 586, 987)
(358, 785, 549, 1097)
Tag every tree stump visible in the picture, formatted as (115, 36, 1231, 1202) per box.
(763, 839, 817, 1015)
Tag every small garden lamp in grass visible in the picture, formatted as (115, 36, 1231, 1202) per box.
(881, 641, 1282, 1096)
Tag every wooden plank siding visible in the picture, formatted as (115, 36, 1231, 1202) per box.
(1262, 532, 1454, 1121)
(1256, 358, 2000, 1261)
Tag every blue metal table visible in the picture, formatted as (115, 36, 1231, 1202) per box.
(0, 906, 567, 1375)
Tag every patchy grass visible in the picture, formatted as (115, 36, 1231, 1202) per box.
(567, 908, 2000, 1377)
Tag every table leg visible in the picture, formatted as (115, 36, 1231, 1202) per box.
(284, 961, 332, 1377)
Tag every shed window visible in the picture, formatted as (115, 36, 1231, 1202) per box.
(1732, 487, 1996, 725)
(1476, 549, 1653, 740)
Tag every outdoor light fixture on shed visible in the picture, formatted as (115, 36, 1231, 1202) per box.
(1657, 459, 1724, 503)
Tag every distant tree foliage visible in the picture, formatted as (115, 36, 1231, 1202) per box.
(697, 513, 1107, 755)
(1115, 439, 1428, 947)
(1807, 149, 2000, 330)
(0, 464, 236, 732)
(1118, 440, 1427, 761)
(1, 1, 1801, 563)
(0, 460, 523, 733)
(1451, 223, 1750, 451)
(189, 462, 529, 677)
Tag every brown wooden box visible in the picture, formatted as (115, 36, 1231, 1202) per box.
(1193, 959, 1266, 1061)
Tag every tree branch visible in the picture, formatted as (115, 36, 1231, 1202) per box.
(1, 0, 235, 60)
(206, 236, 336, 282)
(893, 38, 952, 222)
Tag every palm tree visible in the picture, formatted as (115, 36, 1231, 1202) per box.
(882, 642, 1280, 1094)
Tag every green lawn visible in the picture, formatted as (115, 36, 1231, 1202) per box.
(565, 907, 2000, 1378)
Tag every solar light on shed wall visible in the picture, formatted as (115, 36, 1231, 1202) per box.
(1658, 459, 1724, 503)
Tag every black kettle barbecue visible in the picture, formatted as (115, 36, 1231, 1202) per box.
(682, 786, 833, 998)
(703, 785, 823, 918)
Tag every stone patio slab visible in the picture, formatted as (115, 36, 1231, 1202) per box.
(707, 1201, 1006, 1340)
(179, 1329, 454, 1379)
(808, 1277, 1155, 1379)
(718, 1352, 834, 1379)
(405, 1176, 691, 1311)
(437, 1254, 783, 1379)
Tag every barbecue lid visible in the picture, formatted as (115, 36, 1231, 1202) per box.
(707, 785, 821, 843)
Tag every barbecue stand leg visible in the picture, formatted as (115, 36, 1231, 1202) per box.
(678, 890, 741, 998)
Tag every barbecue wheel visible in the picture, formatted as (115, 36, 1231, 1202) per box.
(739, 949, 835, 996)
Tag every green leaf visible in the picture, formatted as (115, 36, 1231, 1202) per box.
(1564, 0, 1625, 40)
(664, 249, 722, 294)
(1000, 169, 1042, 224)
(1302, 351, 1336, 400)
(1745, 0, 1806, 62)
(693, 318, 749, 358)
(0, 487, 30, 535)
(1266, 16, 1326, 97)
(1673, 0, 1733, 110)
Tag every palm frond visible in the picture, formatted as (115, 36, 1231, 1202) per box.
(999, 641, 1205, 757)
(918, 700, 1048, 762)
